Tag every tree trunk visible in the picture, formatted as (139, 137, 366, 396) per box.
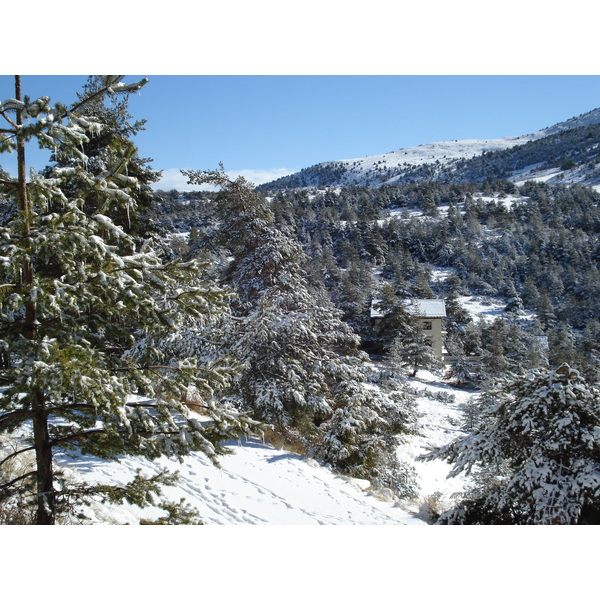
(32, 389, 55, 524)
(15, 76, 56, 524)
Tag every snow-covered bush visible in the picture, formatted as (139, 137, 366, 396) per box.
(426, 364, 600, 524)
(317, 381, 419, 499)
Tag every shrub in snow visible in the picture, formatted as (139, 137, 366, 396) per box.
(424, 364, 600, 524)
(317, 381, 419, 499)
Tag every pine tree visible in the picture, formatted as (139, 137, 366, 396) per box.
(335, 260, 372, 333)
(548, 323, 577, 367)
(372, 283, 415, 354)
(40, 75, 161, 233)
(375, 289, 442, 378)
(426, 365, 600, 524)
(0, 77, 254, 524)
(182, 168, 363, 434)
(182, 168, 418, 498)
(388, 321, 443, 378)
(479, 318, 511, 378)
(447, 353, 477, 388)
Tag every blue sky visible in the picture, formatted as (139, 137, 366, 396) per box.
(3, 75, 600, 190)
(5, 1, 600, 189)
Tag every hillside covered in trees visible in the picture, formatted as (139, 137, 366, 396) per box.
(149, 178, 600, 524)
(153, 179, 600, 382)
(259, 108, 600, 190)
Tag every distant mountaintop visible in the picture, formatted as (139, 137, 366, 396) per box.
(258, 107, 600, 190)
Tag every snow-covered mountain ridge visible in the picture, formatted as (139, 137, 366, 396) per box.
(259, 107, 600, 189)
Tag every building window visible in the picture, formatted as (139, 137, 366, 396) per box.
(422, 320, 432, 331)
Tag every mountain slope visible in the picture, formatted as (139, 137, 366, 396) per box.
(259, 107, 600, 190)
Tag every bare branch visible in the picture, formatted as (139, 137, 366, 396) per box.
(0, 408, 34, 427)
(0, 110, 18, 129)
(0, 470, 36, 490)
(0, 444, 36, 470)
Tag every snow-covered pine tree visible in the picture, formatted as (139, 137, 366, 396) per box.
(0, 77, 254, 524)
(319, 379, 419, 498)
(388, 323, 443, 378)
(447, 353, 477, 388)
(371, 283, 415, 354)
(425, 364, 600, 524)
(182, 168, 363, 433)
(182, 168, 419, 498)
(40, 75, 161, 234)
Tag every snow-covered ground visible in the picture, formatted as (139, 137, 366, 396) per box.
(458, 295, 508, 322)
(46, 370, 473, 525)
(3, 363, 592, 600)
(402, 374, 471, 504)
(54, 435, 427, 525)
(0, 354, 473, 527)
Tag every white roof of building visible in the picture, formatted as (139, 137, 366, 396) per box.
(370, 298, 446, 319)
(370, 301, 386, 319)
(404, 299, 447, 318)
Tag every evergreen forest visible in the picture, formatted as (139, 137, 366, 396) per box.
(153, 179, 600, 383)
(1, 76, 599, 525)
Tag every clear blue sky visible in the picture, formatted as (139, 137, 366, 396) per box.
(2, 75, 600, 190)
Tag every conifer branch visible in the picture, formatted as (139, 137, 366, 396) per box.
(0, 444, 36, 470)
(0, 470, 36, 490)
(47, 402, 97, 415)
(66, 77, 149, 119)
(125, 399, 212, 411)
(0, 409, 34, 427)
(112, 365, 194, 373)
(49, 428, 106, 447)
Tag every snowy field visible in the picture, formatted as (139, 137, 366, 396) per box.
(54, 435, 426, 525)
(2, 372, 473, 526)
(45, 370, 473, 526)
(403, 375, 471, 502)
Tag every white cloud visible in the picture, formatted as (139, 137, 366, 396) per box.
(152, 167, 297, 191)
